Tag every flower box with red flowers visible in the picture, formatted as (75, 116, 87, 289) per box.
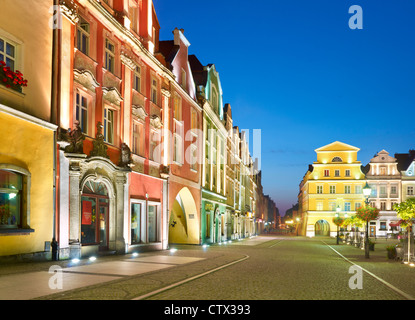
(0, 60, 28, 93)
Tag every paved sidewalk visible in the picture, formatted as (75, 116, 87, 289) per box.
(0, 253, 205, 300)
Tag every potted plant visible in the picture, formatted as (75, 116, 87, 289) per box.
(0, 60, 28, 92)
(386, 245, 397, 260)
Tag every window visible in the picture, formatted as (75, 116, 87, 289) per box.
(334, 170, 340, 177)
(151, 78, 158, 104)
(148, 205, 158, 242)
(0, 170, 23, 228)
(316, 202, 323, 211)
(391, 186, 397, 195)
(380, 222, 387, 230)
(129, 5, 138, 33)
(75, 92, 88, 134)
(345, 185, 351, 194)
(173, 94, 182, 121)
(332, 157, 342, 162)
(380, 202, 386, 211)
(181, 68, 186, 88)
(355, 202, 362, 210)
(131, 203, 141, 244)
(133, 66, 141, 93)
(355, 185, 362, 194)
(317, 185, 323, 194)
(344, 202, 351, 211)
(150, 128, 161, 163)
(345, 169, 351, 177)
(77, 17, 90, 55)
(105, 39, 115, 73)
(189, 108, 198, 171)
(408, 186, 414, 196)
(104, 107, 114, 144)
(380, 186, 386, 196)
(0, 37, 16, 71)
(330, 185, 336, 194)
(132, 120, 145, 156)
(324, 169, 330, 177)
(211, 85, 218, 112)
(380, 167, 386, 175)
(329, 202, 336, 211)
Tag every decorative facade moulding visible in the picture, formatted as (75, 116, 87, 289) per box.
(120, 52, 138, 71)
(150, 115, 163, 129)
(59, 0, 79, 24)
(102, 87, 123, 106)
(161, 88, 171, 98)
(132, 105, 147, 121)
(74, 69, 100, 92)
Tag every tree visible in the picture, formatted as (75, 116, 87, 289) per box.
(355, 205, 379, 258)
(394, 198, 415, 263)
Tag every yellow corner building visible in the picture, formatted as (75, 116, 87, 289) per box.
(299, 141, 366, 237)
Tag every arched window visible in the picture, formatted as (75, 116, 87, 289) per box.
(332, 157, 343, 163)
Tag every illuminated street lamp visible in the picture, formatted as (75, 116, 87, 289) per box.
(335, 206, 341, 245)
(363, 182, 372, 259)
(296, 217, 300, 236)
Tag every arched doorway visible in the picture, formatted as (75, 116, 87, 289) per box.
(315, 219, 330, 236)
(169, 187, 199, 244)
(81, 180, 110, 250)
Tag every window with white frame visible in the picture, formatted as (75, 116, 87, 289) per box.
(391, 186, 397, 195)
(105, 39, 115, 73)
(329, 185, 336, 194)
(173, 94, 183, 164)
(75, 91, 89, 134)
(132, 120, 145, 157)
(0, 36, 16, 71)
(77, 17, 90, 56)
(151, 78, 158, 104)
(344, 185, 351, 194)
(344, 202, 351, 211)
(189, 108, 198, 171)
(329, 202, 336, 211)
(355, 185, 362, 194)
(150, 128, 161, 163)
(103, 107, 114, 144)
(133, 66, 141, 93)
(355, 202, 362, 210)
(407, 186, 414, 196)
(316, 202, 323, 211)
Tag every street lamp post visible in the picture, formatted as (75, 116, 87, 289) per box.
(363, 182, 372, 259)
(336, 206, 341, 245)
(296, 218, 300, 236)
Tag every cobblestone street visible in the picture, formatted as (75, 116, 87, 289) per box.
(0, 235, 413, 301)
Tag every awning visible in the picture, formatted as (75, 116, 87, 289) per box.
(389, 220, 402, 227)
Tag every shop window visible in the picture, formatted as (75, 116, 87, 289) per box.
(0, 170, 22, 228)
(148, 205, 157, 242)
(131, 202, 141, 244)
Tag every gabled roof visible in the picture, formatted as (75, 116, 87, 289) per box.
(157, 40, 180, 71)
(188, 54, 207, 88)
(315, 141, 360, 153)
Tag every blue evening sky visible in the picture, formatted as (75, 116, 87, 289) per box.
(154, 0, 415, 215)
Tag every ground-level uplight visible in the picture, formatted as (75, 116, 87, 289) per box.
(89, 256, 97, 262)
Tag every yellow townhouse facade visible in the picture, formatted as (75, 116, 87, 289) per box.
(299, 141, 366, 237)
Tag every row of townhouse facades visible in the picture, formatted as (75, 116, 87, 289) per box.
(298, 141, 415, 238)
(0, 0, 277, 261)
